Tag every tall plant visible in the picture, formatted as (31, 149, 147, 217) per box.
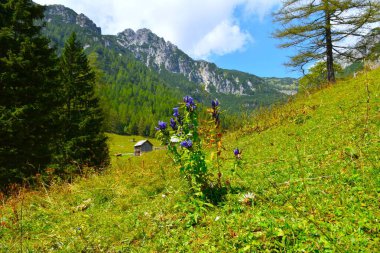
(156, 96, 209, 194)
(156, 96, 236, 205)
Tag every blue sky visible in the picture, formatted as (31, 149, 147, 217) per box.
(210, 11, 298, 77)
(34, 0, 301, 78)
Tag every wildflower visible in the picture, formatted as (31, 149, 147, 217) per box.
(211, 99, 220, 126)
(186, 103, 196, 111)
(234, 148, 241, 159)
(183, 95, 196, 111)
(156, 121, 167, 131)
(239, 192, 255, 206)
(180, 139, 193, 149)
(170, 118, 177, 130)
(173, 107, 179, 117)
(211, 99, 219, 108)
(170, 136, 180, 143)
(183, 95, 193, 104)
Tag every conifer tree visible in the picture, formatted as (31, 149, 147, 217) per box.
(59, 32, 109, 170)
(0, 0, 62, 184)
(274, 0, 380, 82)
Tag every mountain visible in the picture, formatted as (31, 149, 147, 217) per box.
(117, 27, 300, 96)
(44, 4, 297, 95)
(117, 28, 263, 95)
(41, 4, 298, 135)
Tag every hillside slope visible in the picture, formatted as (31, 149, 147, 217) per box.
(0, 68, 379, 251)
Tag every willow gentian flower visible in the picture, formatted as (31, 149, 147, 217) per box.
(170, 118, 177, 130)
(180, 139, 193, 149)
(183, 95, 196, 110)
(211, 99, 219, 108)
(183, 96, 193, 104)
(156, 121, 167, 131)
(173, 107, 179, 117)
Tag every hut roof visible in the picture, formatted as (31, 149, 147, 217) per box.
(134, 140, 153, 147)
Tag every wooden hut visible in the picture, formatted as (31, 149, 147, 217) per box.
(134, 140, 153, 156)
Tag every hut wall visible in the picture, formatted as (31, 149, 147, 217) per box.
(140, 142, 153, 152)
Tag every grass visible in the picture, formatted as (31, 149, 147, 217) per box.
(0, 67, 379, 252)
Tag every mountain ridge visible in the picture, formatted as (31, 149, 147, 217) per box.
(43, 4, 297, 96)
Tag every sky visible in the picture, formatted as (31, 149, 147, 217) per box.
(34, 0, 301, 78)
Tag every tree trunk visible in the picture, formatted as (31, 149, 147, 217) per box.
(324, 2, 335, 83)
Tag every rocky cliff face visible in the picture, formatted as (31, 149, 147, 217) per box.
(116, 28, 266, 95)
(45, 5, 101, 36)
(117, 28, 189, 74)
(43, 4, 297, 96)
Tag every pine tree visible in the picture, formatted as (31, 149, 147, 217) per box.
(0, 0, 62, 184)
(59, 32, 109, 170)
(274, 0, 380, 82)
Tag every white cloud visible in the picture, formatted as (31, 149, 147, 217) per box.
(242, 0, 282, 20)
(193, 20, 253, 58)
(34, 0, 280, 58)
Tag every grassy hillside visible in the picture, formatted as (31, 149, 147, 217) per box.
(0, 68, 379, 252)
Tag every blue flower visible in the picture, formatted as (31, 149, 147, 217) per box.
(211, 99, 219, 108)
(183, 95, 196, 111)
(180, 139, 193, 149)
(234, 148, 242, 159)
(173, 107, 179, 117)
(183, 96, 193, 104)
(156, 121, 167, 131)
(170, 118, 177, 130)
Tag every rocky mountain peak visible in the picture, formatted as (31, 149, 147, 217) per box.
(44, 5, 101, 36)
(44, 4, 76, 24)
(76, 13, 101, 35)
(136, 28, 153, 35)
(120, 28, 135, 36)
(115, 28, 267, 94)
(118, 28, 165, 46)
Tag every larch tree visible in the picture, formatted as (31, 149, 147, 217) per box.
(59, 32, 109, 170)
(0, 0, 62, 184)
(273, 0, 380, 82)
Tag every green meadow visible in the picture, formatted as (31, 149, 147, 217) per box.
(107, 133, 161, 155)
(0, 68, 379, 252)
